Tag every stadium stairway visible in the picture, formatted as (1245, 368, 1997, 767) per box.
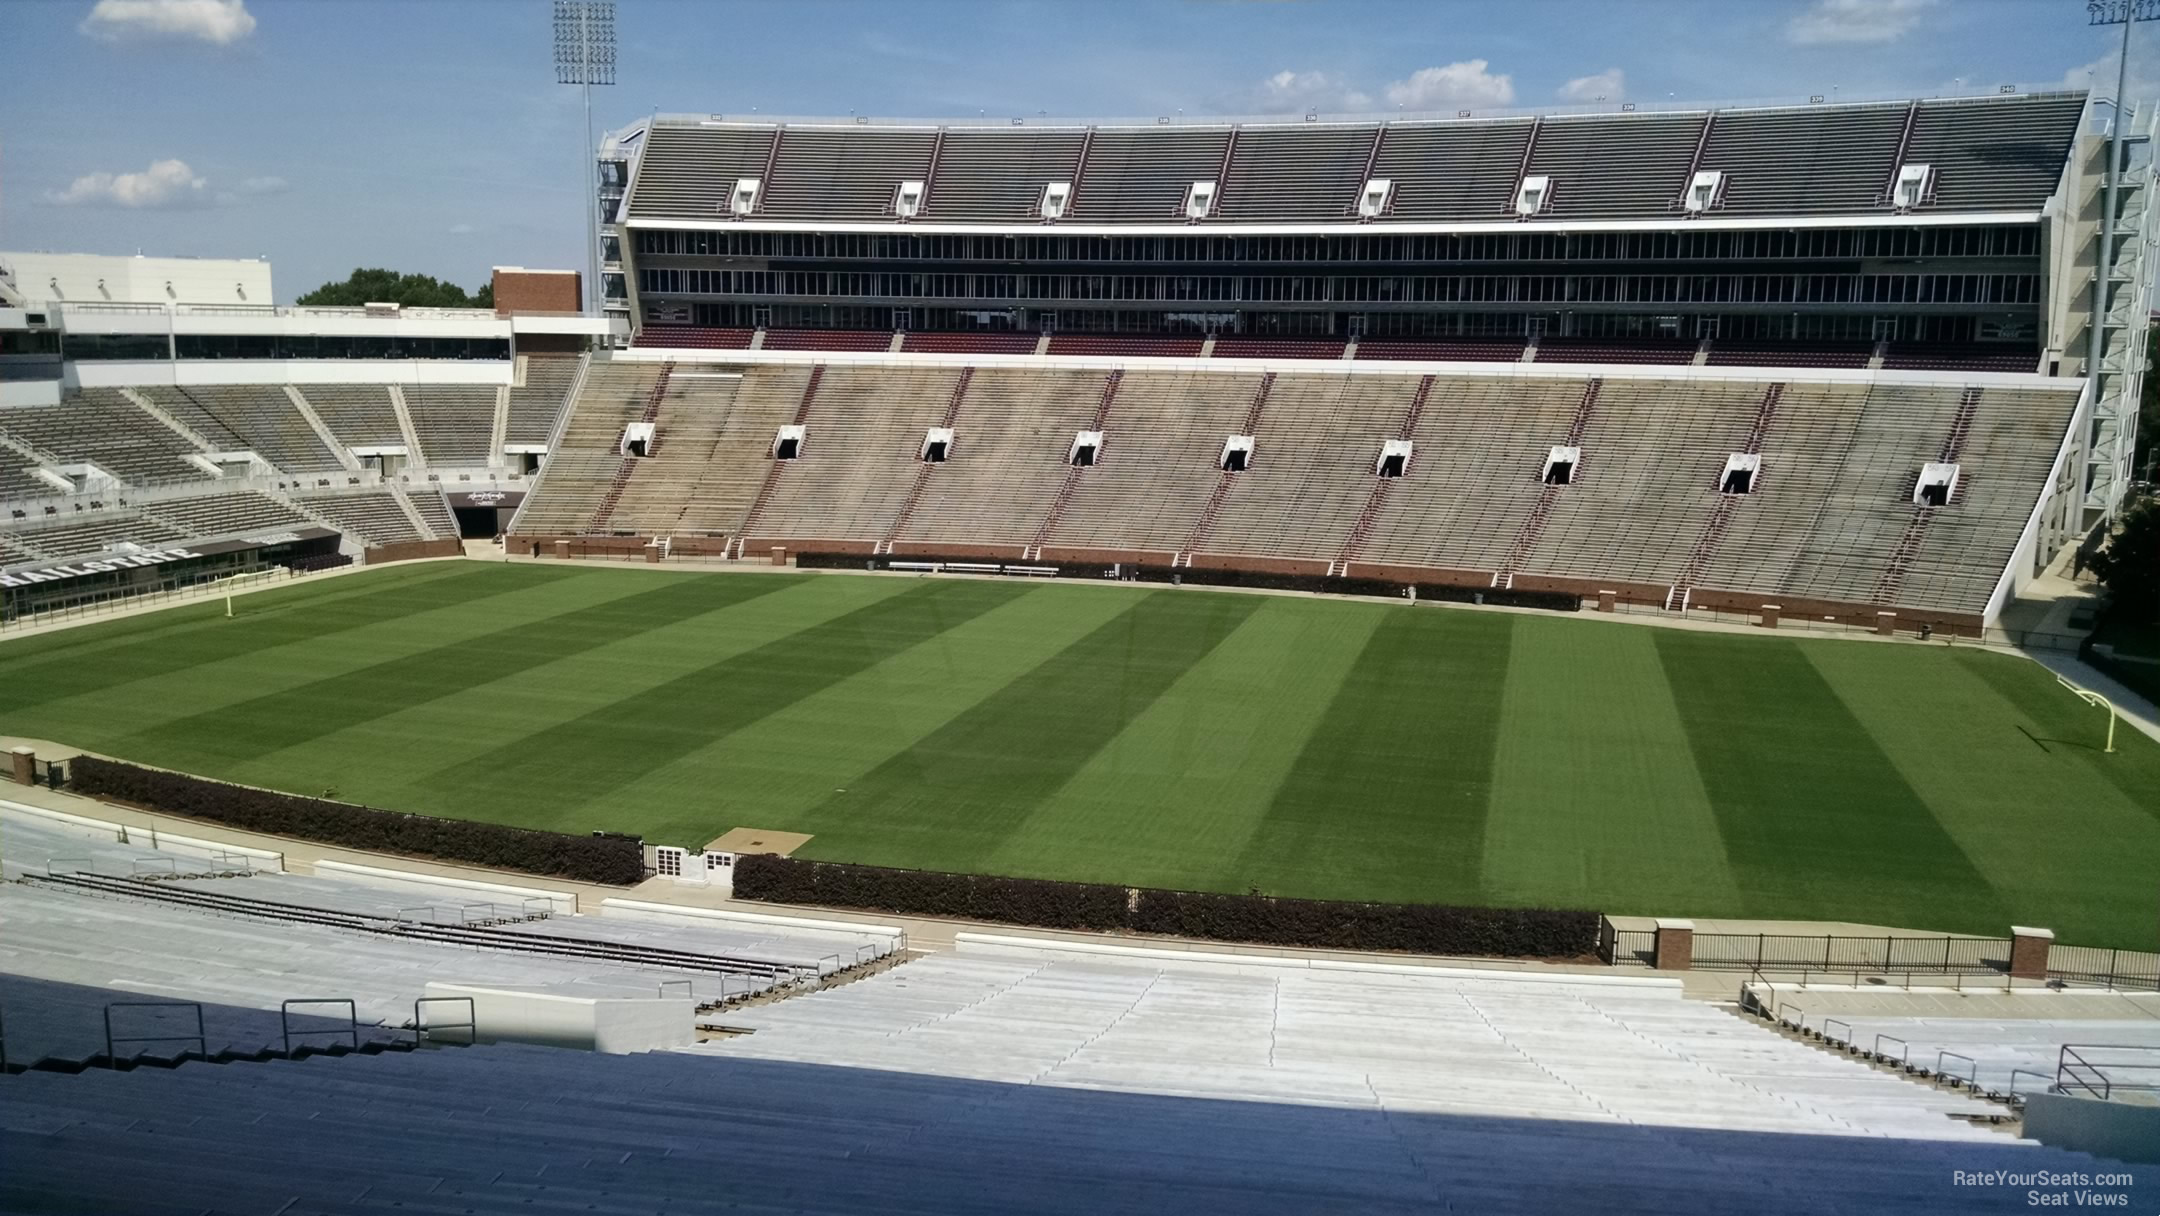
(588, 362, 675, 532)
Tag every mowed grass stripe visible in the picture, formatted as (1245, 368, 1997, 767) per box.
(120, 572, 794, 769)
(1949, 648, 2160, 825)
(979, 596, 1387, 893)
(253, 575, 919, 821)
(54, 566, 656, 745)
(791, 589, 1264, 871)
(593, 582, 1144, 845)
(1480, 618, 1743, 918)
(1232, 608, 1514, 904)
(1806, 643, 2160, 948)
(429, 577, 1034, 815)
(1652, 630, 2006, 933)
(0, 562, 551, 714)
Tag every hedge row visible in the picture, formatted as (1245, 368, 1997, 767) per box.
(731, 854, 1128, 930)
(68, 756, 646, 885)
(733, 855, 1596, 959)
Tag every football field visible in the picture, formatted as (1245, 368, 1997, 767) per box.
(5, 561, 2156, 948)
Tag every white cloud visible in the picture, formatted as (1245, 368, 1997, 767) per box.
(81, 0, 256, 45)
(2061, 52, 2160, 105)
(1785, 0, 1936, 46)
(449, 223, 479, 235)
(1256, 69, 1373, 113)
(1557, 68, 1626, 103)
(237, 175, 289, 195)
(46, 158, 211, 209)
(1384, 60, 1515, 110)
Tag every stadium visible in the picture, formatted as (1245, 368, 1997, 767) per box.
(3, 1, 2160, 1210)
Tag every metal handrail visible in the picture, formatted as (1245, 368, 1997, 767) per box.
(129, 857, 178, 878)
(1821, 1018, 1852, 1046)
(1935, 1049, 1979, 1088)
(413, 997, 476, 1047)
(104, 1001, 205, 1067)
(280, 998, 360, 1054)
(2057, 1043, 2160, 1100)
(658, 980, 694, 1000)
(1873, 1033, 1908, 1065)
(2007, 1068, 2059, 1102)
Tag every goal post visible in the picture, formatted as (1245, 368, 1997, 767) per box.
(2055, 675, 2119, 754)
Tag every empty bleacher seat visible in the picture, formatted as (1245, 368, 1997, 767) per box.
(633, 325, 757, 351)
(761, 328, 895, 353)
(1211, 338, 1347, 361)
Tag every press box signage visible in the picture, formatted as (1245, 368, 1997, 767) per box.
(0, 547, 205, 589)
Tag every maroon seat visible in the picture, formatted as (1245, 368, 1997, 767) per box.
(1533, 340, 1697, 365)
(1211, 338, 1346, 360)
(761, 329, 895, 352)
(632, 325, 754, 350)
(1045, 335, 1205, 358)
(901, 332, 1039, 354)
(1354, 339, 1526, 362)
(1881, 344, 2038, 373)
(1705, 342, 1873, 369)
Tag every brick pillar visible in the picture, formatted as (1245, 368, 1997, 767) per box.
(1875, 611, 1897, 636)
(2009, 926, 2054, 980)
(770, 546, 788, 567)
(1761, 604, 1780, 629)
(553, 539, 571, 560)
(1652, 918, 1695, 971)
(1597, 589, 1617, 613)
(9, 746, 35, 787)
(645, 545, 662, 564)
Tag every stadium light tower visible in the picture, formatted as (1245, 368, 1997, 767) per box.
(2086, 0, 2153, 496)
(553, 1, 616, 316)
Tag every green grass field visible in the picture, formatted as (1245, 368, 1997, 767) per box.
(5, 561, 2157, 947)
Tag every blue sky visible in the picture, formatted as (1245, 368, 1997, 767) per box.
(0, 0, 2143, 302)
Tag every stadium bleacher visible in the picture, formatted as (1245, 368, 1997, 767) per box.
(405, 485, 457, 539)
(139, 385, 346, 473)
(294, 488, 425, 547)
(4, 920, 2141, 1215)
(140, 490, 311, 539)
(623, 94, 2080, 229)
(506, 354, 584, 445)
(0, 391, 208, 486)
(510, 358, 2078, 626)
(298, 384, 404, 448)
(403, 384, 498, 466)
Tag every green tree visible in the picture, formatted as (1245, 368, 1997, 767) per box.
(295, 268, 489, 309)
(2089, 498, 2160, 622)
(2141, 323, 2159, 483)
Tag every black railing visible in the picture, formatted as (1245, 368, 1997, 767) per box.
(2057, 1044, 2160, 1100)
(2048, 945, 2160, 992)
(280, 998, 360, 1054)
(1691, 932, 2011, 973)
(414, 997, 476, 1047)
(104, 1001, 205, 1066)
(1599, 918, 2160, 989)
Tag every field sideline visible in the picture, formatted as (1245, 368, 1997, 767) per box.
(4, 561, 2156, 948)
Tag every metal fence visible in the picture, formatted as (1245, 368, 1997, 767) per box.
(1599, 917, 2160, 991)
(1690, 932, 2013, 974)
(2049, 945, 2160, 992)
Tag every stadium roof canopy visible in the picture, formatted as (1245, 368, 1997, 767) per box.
(615, 91, 2088, 233)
